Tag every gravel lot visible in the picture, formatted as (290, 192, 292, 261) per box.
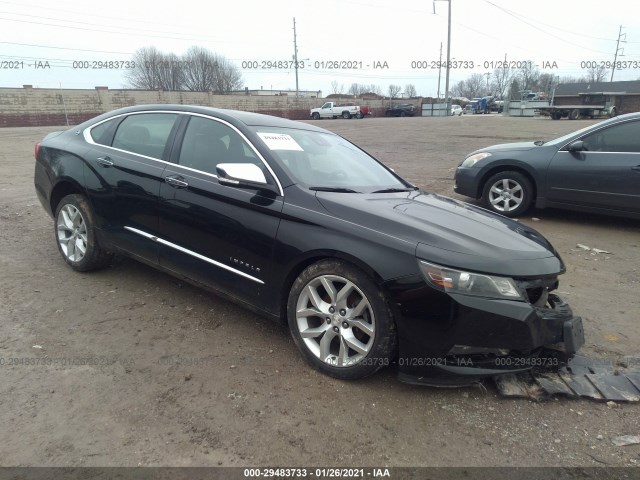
(0, 115, 638, 468)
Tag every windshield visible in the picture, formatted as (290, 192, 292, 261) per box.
(252, 127, 410, 192)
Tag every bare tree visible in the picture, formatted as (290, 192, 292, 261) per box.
(405, 84, 417, 98)
(181, 47, 217, 91)
(559, 75, 586, 84)
(211, 54, 243, 93)
(388, 84, 401, 98)
(125, 47, 165, 89)
(367, 84, 382, 96)
(156, 52, 183, 91)
(536, 73, 559, 95)
(331, 80, 341, 94)
(518, 61, 540, 91)
(490, 65, 515, 99)
(585, 65, 609, 83)
(348, 83, 361, 96)
(450, 74, 485, 99)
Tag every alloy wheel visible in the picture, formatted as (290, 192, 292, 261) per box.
(56, 204, 88, 262)
(295, 275, 375, 367)
(488, 178, 524, 213)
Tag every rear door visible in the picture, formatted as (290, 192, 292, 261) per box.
(84, 112, 179, 262)
(545, 119, 640, 214)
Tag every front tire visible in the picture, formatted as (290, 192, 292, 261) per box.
(54, 194, 113, 271)
(482, 171, 533, 217)
(287, 260, 396, 380)
(312, 112, 320, 120)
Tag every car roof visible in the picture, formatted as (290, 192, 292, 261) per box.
(76, 104, 330, 134)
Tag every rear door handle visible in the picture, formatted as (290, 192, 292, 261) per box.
(164, 175, 189, 188)
(97, 156, 113, 167)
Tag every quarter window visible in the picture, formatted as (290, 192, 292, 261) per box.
(112, 113, 178, 159)
(581, 121, 640, 153)
(178, 116, 261, 175)
(90, 117, 120, 146)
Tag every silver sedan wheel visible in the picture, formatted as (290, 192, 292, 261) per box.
(295, 275, 375, 367)
(488, 178, 524, 213)
(56, 204, 88, 262)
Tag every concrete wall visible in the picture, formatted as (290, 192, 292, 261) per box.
(0, 86, 422, 127)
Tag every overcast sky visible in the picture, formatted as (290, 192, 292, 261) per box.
(1, 0, 638, 96)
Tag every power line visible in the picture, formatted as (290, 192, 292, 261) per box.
(482, 0, 613, 55)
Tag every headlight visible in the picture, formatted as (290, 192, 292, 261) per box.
(418, 260, 523, 300)
(461, 152, 491, 167)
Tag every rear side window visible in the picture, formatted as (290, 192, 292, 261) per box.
(112, 113, 178, 159)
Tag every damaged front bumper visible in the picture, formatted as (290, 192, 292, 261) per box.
(389, 276, 585, 386)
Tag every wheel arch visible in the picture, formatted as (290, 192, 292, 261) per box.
(278, 250, 387, 323)
(50, 178, 86, 215)
(477, 164, 538, 200)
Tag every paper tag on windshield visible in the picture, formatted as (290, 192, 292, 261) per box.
(257, 132, 303, 151)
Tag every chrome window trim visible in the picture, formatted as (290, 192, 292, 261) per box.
(124, 226, 265, 285)
(83, 110, 284, 196)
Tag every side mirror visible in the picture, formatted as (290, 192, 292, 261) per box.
(567, 140, 587, 152)
(216, 163, 268, 186)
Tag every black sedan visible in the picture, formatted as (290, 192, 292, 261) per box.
(384, 104, 416, 117)
(34, 105, 584, 386)
(454, 112, 640, 219)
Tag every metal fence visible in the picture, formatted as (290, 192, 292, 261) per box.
(422, 103, 450, 117)
(507, 100, 550, 117)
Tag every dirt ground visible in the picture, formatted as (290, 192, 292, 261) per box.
(0, 115, 638, 468)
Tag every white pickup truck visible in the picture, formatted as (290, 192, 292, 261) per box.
(310, 102, 370, 120)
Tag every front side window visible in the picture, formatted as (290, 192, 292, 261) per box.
(112, 113, 178, 159)
(178, 116, 261, 175)
(252, 127, 409, 192)
(581, 121, 640, 153)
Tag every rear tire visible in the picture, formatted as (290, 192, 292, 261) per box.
(54, 194, 113, 271)
(287, 260, 396, 380)
(342, 111, 351, 119)
(569, 109, 580, 120)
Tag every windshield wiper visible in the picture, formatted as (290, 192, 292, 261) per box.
(309, 186, 360, 193)
(371, 187, 418, 193)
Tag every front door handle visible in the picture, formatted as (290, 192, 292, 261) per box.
(97, 156, 113, 167)
(164, 175, 189, 188)
(632, 165, 640, 171)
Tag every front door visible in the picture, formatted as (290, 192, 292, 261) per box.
(157, 115, 284, 311)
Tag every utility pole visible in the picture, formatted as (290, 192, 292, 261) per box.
(293, 17, 299, 97)
(437, 42, 442, 100)
(610, 25, 626, 82)
(434, 0, 452, 114)
(485, 72, 491, 93)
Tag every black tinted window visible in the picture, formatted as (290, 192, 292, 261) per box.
(582, 121, 640, 153)
(112, 113, 178, 159)
(90, 117, 120, 145)
(179, 116, 261, 175)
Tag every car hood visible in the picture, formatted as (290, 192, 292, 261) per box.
(315, 190, 564, 277)
(476, 141, 539, 153)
